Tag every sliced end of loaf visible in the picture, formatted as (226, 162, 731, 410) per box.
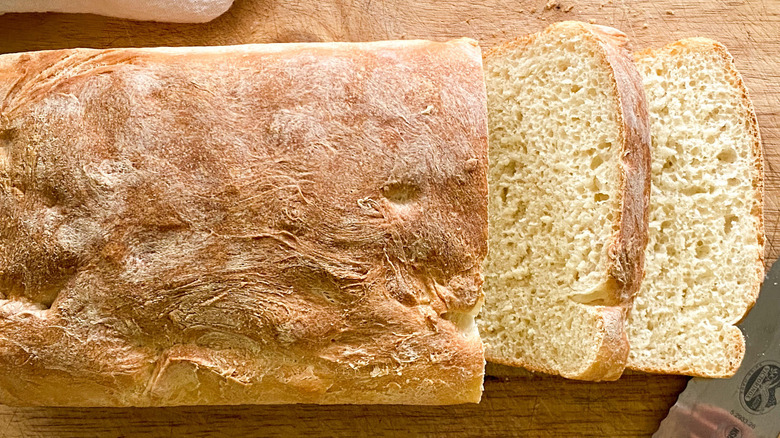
(628, 38, 764, 377)
(479, 22, 651, 381)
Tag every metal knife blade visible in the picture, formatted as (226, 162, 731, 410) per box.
(654, 260, 780, 438)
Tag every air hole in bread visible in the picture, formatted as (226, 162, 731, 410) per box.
(502, 160, 521, 177)
(681, 185, 707, 196)
(724, 215, 737, 234)
(499, 186, 509, 205)
(716, 148, 737, 163)
(706, 107, 721, 122)
(695, 241, 710, 259)
(662, 157, 676, 172)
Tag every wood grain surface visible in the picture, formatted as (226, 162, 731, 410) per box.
(0, 367, 688, 438)
(0, 0, 777, 436)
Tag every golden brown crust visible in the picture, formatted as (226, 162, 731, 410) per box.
(628, 38, 764, 378)
(588, 23, 651, 381)
(483, 22, 650, 381)
(0, 39, 488, 406)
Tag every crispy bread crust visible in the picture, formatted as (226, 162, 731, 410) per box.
(0, 40, 488, 406)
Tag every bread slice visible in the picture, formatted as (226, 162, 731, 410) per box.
(627, 39, 764, 377)
(479, 22, 651, 381)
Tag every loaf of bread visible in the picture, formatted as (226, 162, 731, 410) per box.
(627, 38, 764, 377)
(479, 22, 651, 381)
(0, 40, 488, 406)
(0, 0, 234, 23)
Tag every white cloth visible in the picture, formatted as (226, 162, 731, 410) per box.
(0, 0, 235, 23)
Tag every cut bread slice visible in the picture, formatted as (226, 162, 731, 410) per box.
(479, 22, 651, 381)
(627, 39, 765, 377)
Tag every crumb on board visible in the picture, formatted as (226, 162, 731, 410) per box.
(666, 9, 675, 15)
(543, 0, 573, 11)
(642, 22, 649, 28)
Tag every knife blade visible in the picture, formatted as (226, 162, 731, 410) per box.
(654, 260, 780, 438)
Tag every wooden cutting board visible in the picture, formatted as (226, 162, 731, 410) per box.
(0, 0, 777, 436)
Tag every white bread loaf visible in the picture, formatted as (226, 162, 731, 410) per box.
(0, 0, 234, 23)
(479, 22, 651, 381)
(0, 40, 488, 406)
(627, 38, 765, 377)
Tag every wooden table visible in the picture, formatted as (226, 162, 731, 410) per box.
(0, 0, 777, 436)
